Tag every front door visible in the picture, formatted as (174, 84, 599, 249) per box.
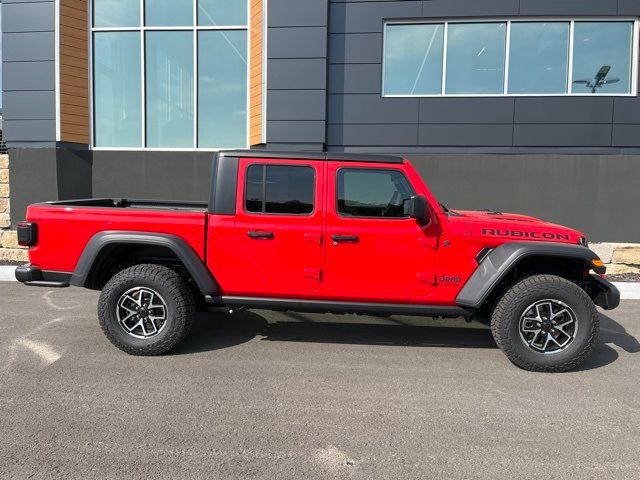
(234, 158, 324, 296)
(324, 162, 437, 302)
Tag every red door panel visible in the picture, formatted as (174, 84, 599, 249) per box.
(324, 162, 438, 303)
(232, 158, 325, 296)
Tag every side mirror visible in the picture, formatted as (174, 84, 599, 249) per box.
(405, 195, 429, 220)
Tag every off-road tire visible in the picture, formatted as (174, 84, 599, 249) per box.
(98, 264, 195, 355)
(490, 274, 599, 372)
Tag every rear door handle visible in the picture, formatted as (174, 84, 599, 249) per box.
(332, 234, 359, 243)
(247, 231, 274, 239)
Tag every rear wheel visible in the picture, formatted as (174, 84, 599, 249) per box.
(98, 264, 195, 355)
(490, 274, 599, 372)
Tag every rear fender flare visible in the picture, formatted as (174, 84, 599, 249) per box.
(69, 231, 218, 295)
(456, 242, 604, 309)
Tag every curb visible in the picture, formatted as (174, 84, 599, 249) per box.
(2, 266, 640, 300)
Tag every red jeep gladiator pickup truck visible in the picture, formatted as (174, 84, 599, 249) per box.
(15, 151, 619, 372)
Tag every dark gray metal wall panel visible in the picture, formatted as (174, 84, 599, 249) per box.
(328, 64, 381, 94)
(268, 0, 328, 27)
(618, 0, 640, 15)
(56, 149, 93, 201)
(612, 125, 640, 147)
(327, 124, 418, 145)
(93, 152, 213, 201)
(8, 148, 59, 225)
(329, 1, 422, 33)
(418, 124, 513, 146)
(514, 97, 614, 124)
(1, 1, 54, 32)
(2, 32, 54, 61)
(267, 27, 327, 58)
(266, 143, 326, 151)
(2, 61, 55, 91)
(519, 0, 617, 15)
(406, 153, 640, 242)
(2, 0, 56, 147)
(328, 94, 419, 124)
(613, 98, 640, 124)
(422, 0, 518, 17)
(513, 124, 613, 147)
(2, 91, 55, 120)
(328, 33, 382, 63)
(267, 121, 326, 143)
(3, 120, 56, 142)
(268, 59, 327, 90)
(267, 90, 326, 121)
(419, 98, 514, 124)
(266, 1, 329, 148)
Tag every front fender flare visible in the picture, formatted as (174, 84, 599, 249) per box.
(456, 242, 604, 309)
(69, 231, 218, 295)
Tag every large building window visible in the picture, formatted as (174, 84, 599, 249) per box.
(383, 19, 637, 97)
(92, 0, 248, 149)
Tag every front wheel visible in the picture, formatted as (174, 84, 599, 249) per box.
(490, 274, 599, 372)
(98, 264, 195, 355)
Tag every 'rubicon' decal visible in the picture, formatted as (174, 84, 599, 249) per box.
(482, 228, 570, 241)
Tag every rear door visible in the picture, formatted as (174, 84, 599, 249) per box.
(324, 162, 437, 302)
(233, 158, 324, 295)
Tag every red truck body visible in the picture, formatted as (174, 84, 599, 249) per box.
(16, 151, 619, 370)
(25, 154, 585, 306)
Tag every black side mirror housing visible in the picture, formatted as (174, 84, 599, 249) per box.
(405, 195, 429, 220)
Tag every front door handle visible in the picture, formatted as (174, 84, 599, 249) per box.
(332, 234, 359, 243)
(247, 231, 274, 239)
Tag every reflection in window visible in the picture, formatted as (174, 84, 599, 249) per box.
(198, 31, 247, 148)
(93, 32, 142, 147)
(94, 0, 140, 27)
(384, 24, 443, 95)
(382, 20, 636, 97)
(145, 0, 193, 26)
(198, 0, 247, 26)
(145, 31, 194, 148)
(509, 22, 569, 94)
(446, 23, 506, 94)
(91, 0, 249, 148)
(245, 165, 315, 215)
(572, 22, 633, 94)
(337, 169, 415, 218)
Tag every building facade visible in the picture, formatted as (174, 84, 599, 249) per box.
(2, 0, 640, 243)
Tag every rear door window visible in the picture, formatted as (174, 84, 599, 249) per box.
(245, 164, 315, 215)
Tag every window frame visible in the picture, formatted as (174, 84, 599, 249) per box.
(89, 0, 250, 151)
(243, 163, 317, 217)
(335, 167, 416, 220)
(382, 18, 639, 98)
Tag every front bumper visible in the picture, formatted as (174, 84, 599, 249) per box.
(588, 274, 620, 310)
(15, 264, 71, 288)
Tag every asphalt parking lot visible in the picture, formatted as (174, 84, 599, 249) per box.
(1, 282, 639, 479)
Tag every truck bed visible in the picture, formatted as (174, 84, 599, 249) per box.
(25, 198, 208, 273)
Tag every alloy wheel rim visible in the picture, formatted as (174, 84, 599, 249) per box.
(116, 287, 168, 339)
(518, 299, 578, 355)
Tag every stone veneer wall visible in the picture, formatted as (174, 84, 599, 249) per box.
(0, 154, 28, 263)
(590, 244, 640, 275)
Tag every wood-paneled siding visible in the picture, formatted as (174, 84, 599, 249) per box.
(59, 0, 90, 144)
(250, 0, 265, 146)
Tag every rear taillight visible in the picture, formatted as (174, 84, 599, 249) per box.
(17, 221, 37, 247)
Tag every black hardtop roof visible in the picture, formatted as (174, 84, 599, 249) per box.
(218, 150, 404, 164)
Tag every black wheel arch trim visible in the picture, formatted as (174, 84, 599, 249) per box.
(69, 231, 219, 295)
(456, 242, 608, 309)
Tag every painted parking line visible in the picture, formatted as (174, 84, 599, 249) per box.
(2, 265, 640, 300)
(0, 266, 17, 282)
